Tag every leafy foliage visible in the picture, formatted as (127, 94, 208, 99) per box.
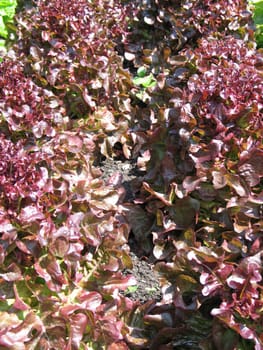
(0, 116, 136, 348)
(12, 0, 134, 158)
(0, 0, 262, 349)
(250, 0, 263, 47)
(0, 0, 17, 38)
(123, 2, 263, 349)
(0, 1, 137, 347)
(124, 0, 254, 73)
(0, 58, 67, 138)
(0, 0, 17, 58)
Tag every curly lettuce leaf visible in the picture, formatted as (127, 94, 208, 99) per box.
(0, 0, 17, 38)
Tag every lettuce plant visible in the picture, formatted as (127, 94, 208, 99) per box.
(250, 0, 263, 47)
(0, 0, 17, 58)
(0, 0, 16, 38)
(133, 66, 156, 102)
(12, 0, 134, 158)
(0, 58, 67, 139)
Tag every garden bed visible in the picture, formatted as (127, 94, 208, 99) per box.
(0, 1, 262, 349)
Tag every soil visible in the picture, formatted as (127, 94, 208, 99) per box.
(123, 252, 162, 303)
(98, 157, 162, 303)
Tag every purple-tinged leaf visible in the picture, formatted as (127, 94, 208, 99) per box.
(212, 171, 227, 189)
(168, 197, 200, 229)
(108, 341, 130, 350)
(68, 312, 88, 350)
(226, 174, 249, 197)
(143, 182, 171, 206)
(96, 316, 124, 343)
(102, 274, 137, 292)
(0, 263, 22, 282)
(18, 205, 45, 223)
(77, 291, 102, 312)
(13, 284, 30, 311)
(122, 204, 154, 253)
(0, 312, 44, 347)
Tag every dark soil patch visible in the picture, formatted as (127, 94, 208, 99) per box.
(123, 252, 162, 303)
(98, 156, 145, 202)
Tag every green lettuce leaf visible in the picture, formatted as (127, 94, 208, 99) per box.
(0, 0, 17, 38)
(250, 0, 263, 47)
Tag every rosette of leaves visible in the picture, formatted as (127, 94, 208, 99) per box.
(0, 134, 47, 211)
(0, 129, 138, 349)
(0, 58, 67, 139)
(12, 0, 135, 158)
